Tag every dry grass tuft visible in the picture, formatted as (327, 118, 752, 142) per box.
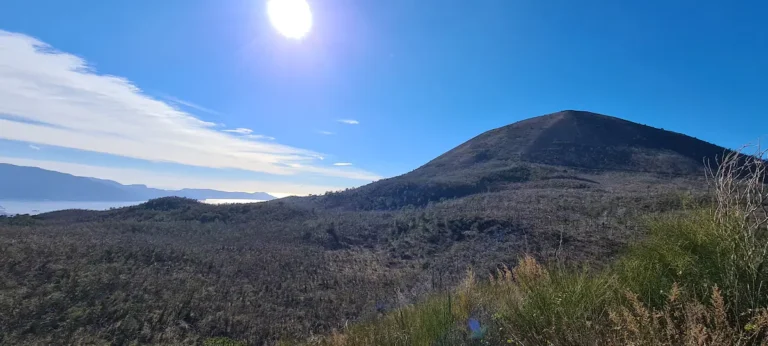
(512, 254, 549, 286)
(607, 285, 768, 345)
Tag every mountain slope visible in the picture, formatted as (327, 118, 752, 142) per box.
(173, 189, 274, 200)
(0, 163, 275, 201)
(416, 110, 728, 177)
(299, 110, 729, 210)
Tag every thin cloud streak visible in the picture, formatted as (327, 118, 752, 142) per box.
(333, 162, 352, 166)
(29, 144, 41, 150)
(246, 134, 276, 141)
(0, 30, 381, 182)
(160, 94, 223, 116)
(317, 130, 335, 135)
(337, 119, 359, 125)
(223, 128, 254, 134)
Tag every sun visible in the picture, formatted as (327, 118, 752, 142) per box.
(266, 0, 313, 39)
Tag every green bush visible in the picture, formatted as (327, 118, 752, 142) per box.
(618, 210, 768, 316)
(484, 261, 618, 345)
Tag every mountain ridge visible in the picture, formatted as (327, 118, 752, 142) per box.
(0, 163, 275, 201)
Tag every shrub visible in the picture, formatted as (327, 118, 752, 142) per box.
(204, 337, 247, 346)
(484, 257, 619, 345)
(619, 145, 768, 319)
(307, 145, 768, 345)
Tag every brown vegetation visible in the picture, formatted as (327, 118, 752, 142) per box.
(0, 111, 744, 344)
(306, 145, 768, 346)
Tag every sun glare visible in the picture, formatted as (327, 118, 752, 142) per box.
(267, 0, 313, 39)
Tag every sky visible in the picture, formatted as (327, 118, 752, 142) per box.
(0, 0, 766, 197)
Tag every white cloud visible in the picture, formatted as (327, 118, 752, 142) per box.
(246, 134, 276, 141)
(222, 127, 254, 135)
(0, 30, 381, 182)
(0, 156, 345, 196)
(160, 94, 222, 116)
(28, 144, 41, 150)
(337, 119, 359, 125)
(317, 130, 335, 135)
(333, 162, 352, 166)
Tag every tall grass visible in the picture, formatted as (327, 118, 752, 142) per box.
(480, 259, 618, 345)
(322, 296, 463, 346)
(304, 145, 768, 345)
(620, 145, 768, 317)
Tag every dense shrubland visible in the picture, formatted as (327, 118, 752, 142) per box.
(296, 146, 768, 346)
(0, 168, 715, 345)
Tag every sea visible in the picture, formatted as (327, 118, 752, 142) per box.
(0, 199, 266, 216)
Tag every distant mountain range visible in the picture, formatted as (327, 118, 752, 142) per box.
(0, 163, 275, 202)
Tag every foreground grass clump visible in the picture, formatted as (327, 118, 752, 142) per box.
(307, 147, 768, 345)
(309, 235, 768, 345)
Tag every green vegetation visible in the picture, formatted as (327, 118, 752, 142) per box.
(306, 211, 768, 345)
(302, 147, 768, 345)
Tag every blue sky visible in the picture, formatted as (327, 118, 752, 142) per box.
(0, 0, 766, 196)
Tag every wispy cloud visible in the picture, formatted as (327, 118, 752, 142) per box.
(223, 128, 275, 141)
(0, 30, 381, 182)
(160, 94, 222, 116)
(333, 162, 352, 166)
(246, 134, 276, 141)
(337, 119, 360, 125)
(222, 128, 254, 135)
(317, 130, 335, 135)
(29, 144, 41, 150)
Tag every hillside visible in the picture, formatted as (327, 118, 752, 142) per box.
(297, 110, 728, 210)
(305, 145, 768, 345)
(418, 110, 725, 176)
(0, 163, 275, 201)
(0, 111, 730, 345)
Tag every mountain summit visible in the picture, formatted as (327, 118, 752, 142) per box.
(309, 110, 729, 210)
(417, 110, 727, 177)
